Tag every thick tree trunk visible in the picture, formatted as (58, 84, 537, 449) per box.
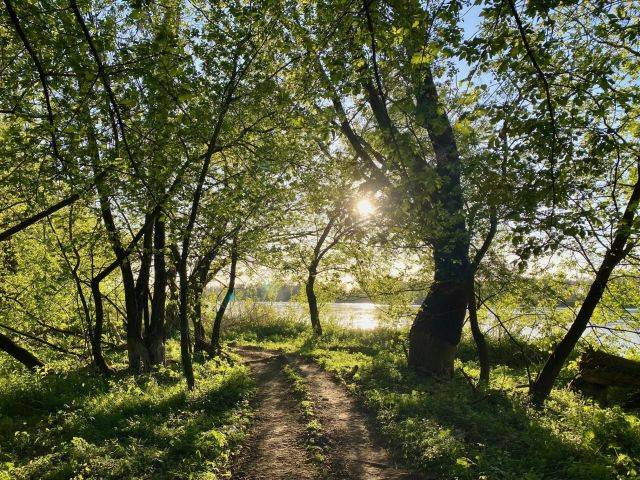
(409, 66, 471, 377)
(0, 331, 44, 371)
(148, 213, 166, 365)
(409, 252, 470, 377)
(121, 262, 150, 372)
(211, 246, 238, 350)
(305, 265, 322, 336)
(340, 64, 470, 376)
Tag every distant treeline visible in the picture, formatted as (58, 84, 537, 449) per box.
(230, 283, 425, 304)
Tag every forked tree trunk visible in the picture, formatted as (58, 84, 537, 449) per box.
(0, 331, 44, 371)
(320, 17, 469, 376)
(148, 213, 166, 365)
(190, 244, 222, 353)
(92, 158, 149, 373)
(121, 262, 150, 372)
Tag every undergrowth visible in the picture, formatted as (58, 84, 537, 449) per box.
(224, 314, 640, 480)
(0, 341, 254, 480)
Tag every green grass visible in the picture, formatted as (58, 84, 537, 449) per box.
(224, 315, 640, 480)
(0, 342, 254, 480)
(281, 364, 327, 463)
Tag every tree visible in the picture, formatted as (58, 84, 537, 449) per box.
(278, 147, 367, 335)
(465, 0, 640, 402)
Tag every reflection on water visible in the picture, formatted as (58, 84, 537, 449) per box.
(248, 302, 639, 347)
(257, 301, 414, 330)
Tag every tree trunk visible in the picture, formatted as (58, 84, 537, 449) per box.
(90, 281, 113, 375)
(0, 331, 44, 371)
(530, 171, 640, 405)
(138, 219, 153, 334)
(189, 244, 222, 353)
(93, 162, 149, 372)
(468, 208, 497, 386)
(178, 263, 195, 389)
(305, 264, 322, 336)
(121, 261, 149, 372)
(409, 66, 471, 377)
(468, 278, 490, 384)
(148, 213, 166, 365)
(409, 255, 470, 377)
(165, 258, 180, 334)
(192, 282, 210, 353)
(530, 248, 632, 404)
(211, 245, 238, 350)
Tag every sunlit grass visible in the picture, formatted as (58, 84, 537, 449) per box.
(0, 340, 254, 480)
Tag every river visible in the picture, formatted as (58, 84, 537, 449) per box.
(245, 302, 639, 347)
(253, 301, 415, 330)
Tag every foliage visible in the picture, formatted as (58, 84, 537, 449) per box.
(1, 0, 640, 474)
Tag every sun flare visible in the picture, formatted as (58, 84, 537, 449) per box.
(356, 198, 375, 217)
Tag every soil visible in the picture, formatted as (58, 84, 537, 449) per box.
(231, 346, 416, 480)
(232, 348, 319, 480)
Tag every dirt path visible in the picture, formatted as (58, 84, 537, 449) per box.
(291, 357, 411, 479)
(232, 348, 320, 480)
(232, 346, 414, 480)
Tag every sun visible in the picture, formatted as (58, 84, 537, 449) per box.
(356, 198, 375, 217)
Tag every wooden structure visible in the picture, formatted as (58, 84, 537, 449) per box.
(573, 348, 640, 406)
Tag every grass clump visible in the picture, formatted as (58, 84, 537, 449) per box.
(281, 363, 327, 463)
(0, 344, 254, 480)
